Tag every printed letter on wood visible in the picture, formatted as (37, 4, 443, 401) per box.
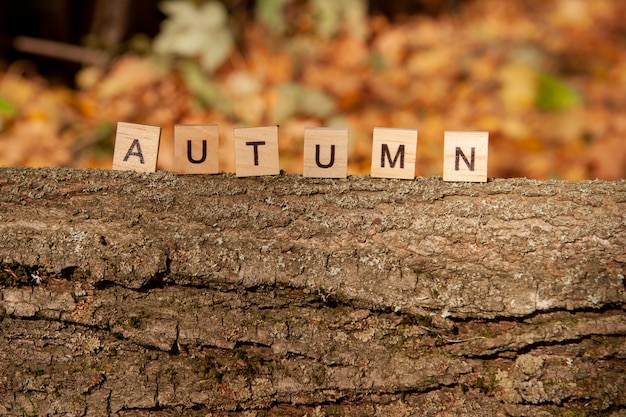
(443, 131, 489, 182)
(303, 128, 348, 178)
(174, 124, 219, 174)
(112, 122, 161, 173)
(234, 126, 280, 177)
(370, 128, 418, 179)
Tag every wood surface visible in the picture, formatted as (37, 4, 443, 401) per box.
(174, 124, 220, 175)
(370, 127, 418, 179)
(443, 131, 489, 182)
(112, 122, 161, 173)
(234, 126, 280, 177)
(0, 168, 624, 416)
(302, 127, 348, 178)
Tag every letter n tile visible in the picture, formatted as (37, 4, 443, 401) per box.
(443, 131, 489, 182)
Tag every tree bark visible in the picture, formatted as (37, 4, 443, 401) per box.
(0, 167, 624, 416)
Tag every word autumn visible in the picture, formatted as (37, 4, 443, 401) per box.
(112, 122, 489, 182)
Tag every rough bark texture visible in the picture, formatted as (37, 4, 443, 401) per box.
(0, 167, 624, 417)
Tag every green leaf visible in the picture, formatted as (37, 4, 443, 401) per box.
(535, 73, 581, 111)
(312, 0, 367, 39)
(153, 0, 234, 73)
(312, 0, 342, 38)
(200, 30, 234, 73)
(298, 87, 335, 119)
(0, 95, 16, 116)
(256, 0, 366, 39)
(342, 0, 368, 40)
(271, 83, 335, 122)
(255, 0, 289, 35)
(180, 61, 232, 113)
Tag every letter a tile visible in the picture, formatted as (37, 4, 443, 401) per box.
(443, 131, 489, 182)
(174, 124, 219, 174)
(234, 126, 280, 177)
(371, 127, 418, 179)
(303, 128, 348, 178)
(112, 122, 161, 172)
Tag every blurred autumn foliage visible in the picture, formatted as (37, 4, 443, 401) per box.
(0, 0, 625, 179)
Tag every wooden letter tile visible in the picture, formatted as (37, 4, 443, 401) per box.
(174, 124, 219, 174)
(370, 127, 418, 179)
(443, 131, 489, 182)
(303, 128, 348, 178)
(112, 122, 161, 173)
(234, 126, 280, 177)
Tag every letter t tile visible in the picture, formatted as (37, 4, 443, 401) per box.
(234, 126, 280, 177)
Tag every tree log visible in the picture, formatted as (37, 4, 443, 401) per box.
(0, 167, 624, 416)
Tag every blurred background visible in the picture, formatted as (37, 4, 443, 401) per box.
(0, 0, 624, 179)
